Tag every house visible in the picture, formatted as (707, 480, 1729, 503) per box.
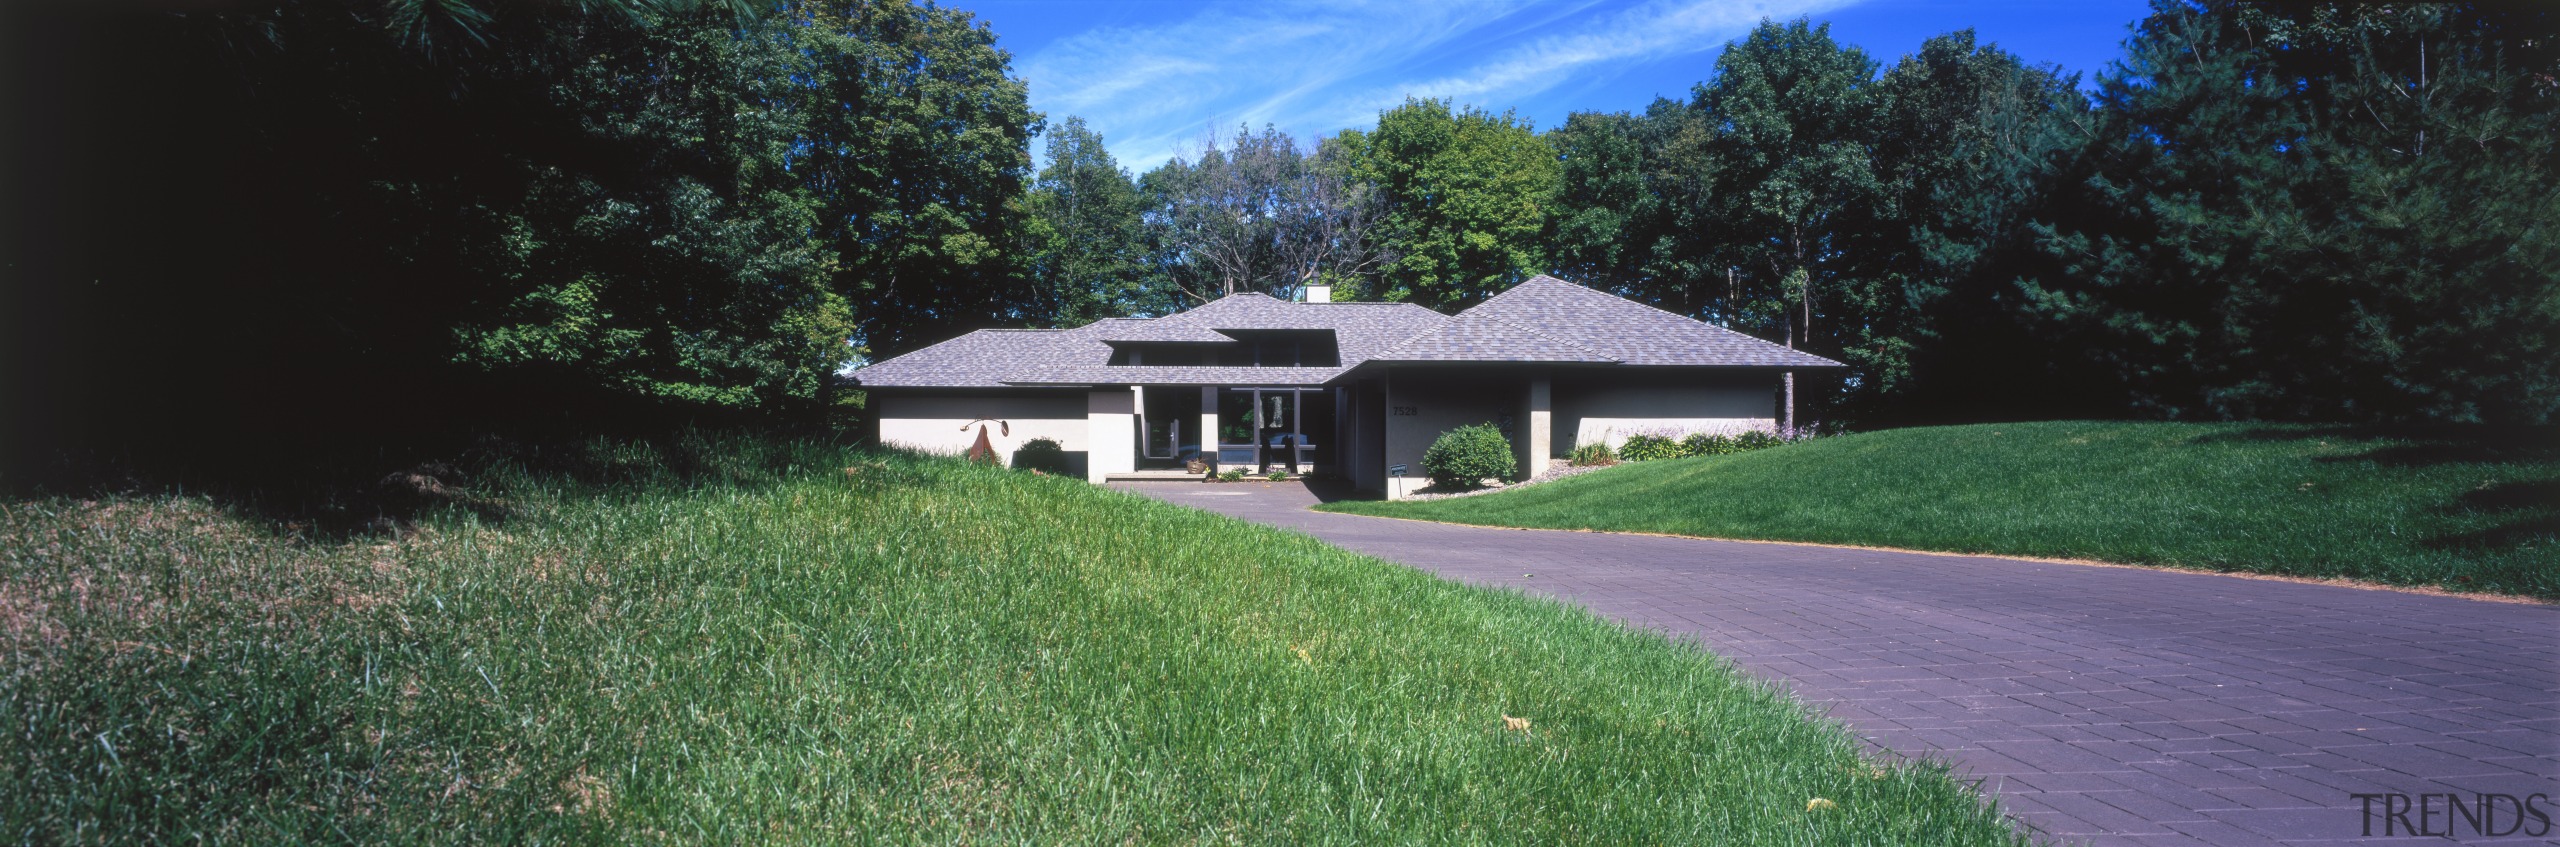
(846, 275, 1843, 498)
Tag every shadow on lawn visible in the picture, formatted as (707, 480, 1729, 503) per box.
(8, 426, 871, 544)
(2187, 423, 2559, 467)
(2426, 479, 2560, 556)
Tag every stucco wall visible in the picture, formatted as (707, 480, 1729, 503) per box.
(875, 392, 1088, 466)
(1085, 389, 1136, 483)
(1556, 375, 1775, 451)
(1381, 371, 1514, 499)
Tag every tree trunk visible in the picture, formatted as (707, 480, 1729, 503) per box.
(1782, 372, 1795, 432)
(1782, 313, 1796, 432)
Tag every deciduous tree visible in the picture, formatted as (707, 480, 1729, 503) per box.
(1026, 117, 1151, 324)
(1695, 20, 1885, 427)
(1138, 125, 1385, 305)
(1343, 99, 1560, 311)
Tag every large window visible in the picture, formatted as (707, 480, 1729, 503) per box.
(1215, 387, 1330, 470)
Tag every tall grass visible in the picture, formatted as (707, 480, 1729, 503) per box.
(1323, 421, 2558, 599)
(2, 435, 2029, 844)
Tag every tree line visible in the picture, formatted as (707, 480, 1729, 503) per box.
(3, 0, 2551, 482)
(1029, 4, 2556, 427)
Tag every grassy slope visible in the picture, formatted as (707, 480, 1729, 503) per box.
(1322, 421, 2558, 599)
(1, 437, 2026, 844)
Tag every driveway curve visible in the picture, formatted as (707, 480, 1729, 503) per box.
(1109, 480, 2559, 846)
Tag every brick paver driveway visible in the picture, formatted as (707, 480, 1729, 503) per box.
(1110, 480, 2559, 846)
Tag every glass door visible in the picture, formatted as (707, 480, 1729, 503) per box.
(1258, 390, 1299, 473)
(1214, 388, 1325, 472)
(1216, 388, 1261, 468)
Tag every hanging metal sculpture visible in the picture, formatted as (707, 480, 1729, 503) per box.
(960, 418, 1009, 465)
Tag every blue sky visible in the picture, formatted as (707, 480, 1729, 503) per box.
(959, 0, 2156, 172)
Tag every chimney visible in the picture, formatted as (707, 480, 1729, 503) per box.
(1303, 284, 1332, 303)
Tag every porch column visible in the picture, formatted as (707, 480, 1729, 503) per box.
(1086, 388, 1136, 483)
(1199, 387, 1218, 471)
(1522, 370, 1552, 480)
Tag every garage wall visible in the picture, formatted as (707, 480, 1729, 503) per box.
(1556, 373, 1775, 451)
(875, 392, 1089, 467)
(1381, 371, 1514, 499)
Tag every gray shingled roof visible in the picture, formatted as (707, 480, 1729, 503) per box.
(847, 276, 1839, 388)
(1006, 365, 1350, 387)
(1366, 310, 1617, 363)
(1430, 276, 1844, 368)
(843, 320, 1121, 388)
(1090, 294, 1448, 352)
(1016, 299, 1446, 386)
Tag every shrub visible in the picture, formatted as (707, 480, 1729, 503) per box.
(1266, 470, 1289, 481)
(1217, 468, 1248, 482)
(1680, 432, 1738, 456)
(1567, 441, 1618, 467)
(1619, 434, 1686, 462)
(1421, 423, 1516, 489)
(1733, 429, 1783, 451)
(1012, 438, 1072, 474)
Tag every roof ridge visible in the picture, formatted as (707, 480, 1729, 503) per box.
(1496, 275, 1822, 359)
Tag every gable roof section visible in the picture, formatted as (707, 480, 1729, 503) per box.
(845, 320, 1125, 388)
(1451, 276, 1844, 368)
(851, 301, 1449, 388)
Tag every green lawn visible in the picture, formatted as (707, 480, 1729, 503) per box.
(1, 436, 2027, 844)
(1321, 421, 2558, 599)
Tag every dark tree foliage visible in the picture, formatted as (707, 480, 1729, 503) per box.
(1540, 6, 2550, 427)
(1873, 32, 2115, 422)
(788, 0, 1041, 359)
(2019, 1, 2559, 424)
(2, 0, 1038, 484)
(1546, 111, 1675, 296)
(1693, 21, 1888, 425)
(1548, 21, 1915, 423)
(1547, 98, 1731, 322)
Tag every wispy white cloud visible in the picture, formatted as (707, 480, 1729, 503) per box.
(1015, 0, 1855, 172)
(1330, 0, 1855, 126)
(1019, 0, 1529, 169)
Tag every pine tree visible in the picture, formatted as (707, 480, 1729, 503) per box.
(2020, 1, 2559, 424)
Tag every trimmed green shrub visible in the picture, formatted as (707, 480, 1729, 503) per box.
(1422, 423, 1516, 489)
(1012, 437, 1073, 474)
(1618, 434, 1685, 462)
(1734, 430, 1784, 450)
(1266, 470, 1289, 481)
(1567, 441, 1618, 467)
(1681, 432, 1738, 456)
(1217, 468, 1248, 482)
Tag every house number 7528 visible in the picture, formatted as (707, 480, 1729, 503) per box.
(1391, 406, 1417, 416)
